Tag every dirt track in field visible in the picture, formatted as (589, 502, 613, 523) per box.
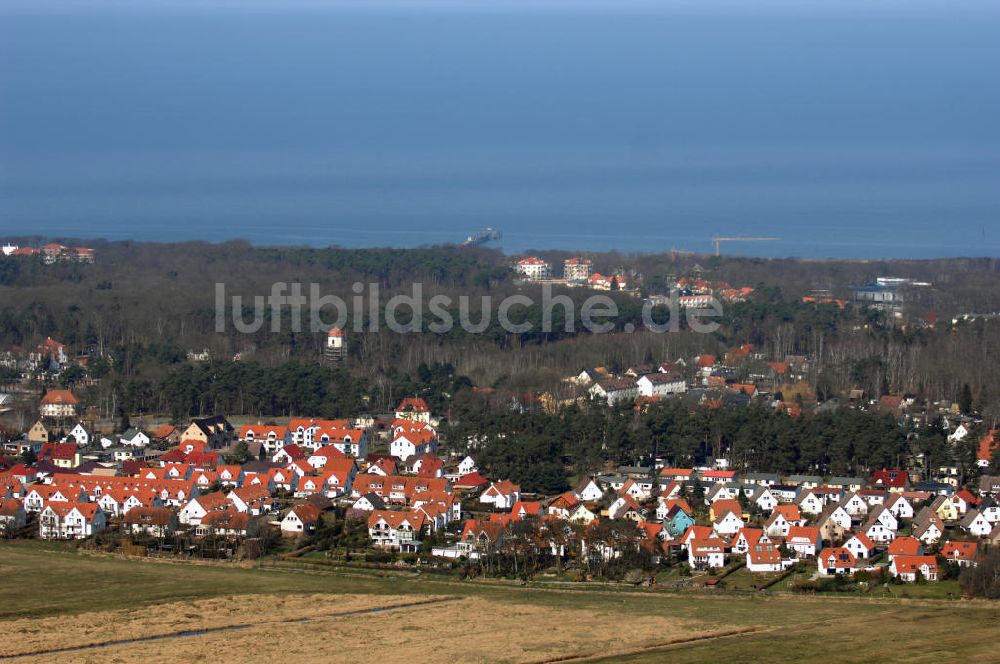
(3, 594, 738, 664)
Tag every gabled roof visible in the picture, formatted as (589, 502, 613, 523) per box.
(123, 506, 175, 526)
(786, 526, 820, 545)
(287, 502, 323, 524)
(892, 555, 938, 574)
(941, 540, 977, 560)
(747, 543, 781, 565)
(40, 389, 78, 406)
(201, 509, 250, 530)
(369, 509, 426, 530)
(872, 469, 909, 488)
(819, 547, 857, 569)
(846, 532, 876, 550)
(396, 397, 429, 413)
(454, 472, 489, 489)
(887, 536, 921, 556)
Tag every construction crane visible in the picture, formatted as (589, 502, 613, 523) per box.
(712, 235, 780, 257)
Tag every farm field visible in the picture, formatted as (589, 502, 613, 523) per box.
(2, 542, 999, 663)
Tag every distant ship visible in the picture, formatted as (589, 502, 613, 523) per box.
(459, 228, 502, 247)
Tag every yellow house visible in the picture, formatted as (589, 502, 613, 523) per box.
(27, 421, 50, 444)
(934, 497, 960, 522)
(181, 415, 234, 449)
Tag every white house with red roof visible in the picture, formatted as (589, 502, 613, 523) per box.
(272, 444, 308, 465)
(367, 509, 427, 552)
(178, 492, 228, 525)
(890, 555, 939, 582)
(513, 256, 551, 281)
(307, 446, 346, 470)
(817, 547, 859, 576)
(746, 542, 784, 573)
(239, 424, 290, 452)
(39, 502, 106, 539)
(785, 526, 820, 558)
(39, 389, 78, 419)
(843, 533, 876, 559)
(395, 397, 431, 423)
(390, 429, 438, 460)
(884, 493, 914, 520)
(941, 541, 978, 567)
(480, 480, 521, 510)
(688, 537, 727, 570)
(732, 527, 769, 555)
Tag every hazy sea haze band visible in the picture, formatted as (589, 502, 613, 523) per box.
(1, 4, 999, 258)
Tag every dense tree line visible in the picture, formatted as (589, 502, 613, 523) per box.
(4, 241, 1000, 418)
(445, 393, 946, 493)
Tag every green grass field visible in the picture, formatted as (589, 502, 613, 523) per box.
(2, 540, 999, 663)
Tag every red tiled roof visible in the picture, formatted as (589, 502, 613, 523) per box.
(888, 536, 921, 557)
(941, 541, 978, 561)
(40, 389, 78, 406)
(396, 397, 429, 413)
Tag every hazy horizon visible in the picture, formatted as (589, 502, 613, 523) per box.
(2, 2, 999, 258)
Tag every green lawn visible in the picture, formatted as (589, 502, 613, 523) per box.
(2, 540, 998, 663)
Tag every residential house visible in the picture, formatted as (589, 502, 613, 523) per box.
(890, 555, 939, 582)
(827, 477, 866, 492)
(663, 504, 696, 537)
(39, 390, 78, 419)
(688, 537, 727, 570)
(367, 509, 426, 552)
(395, 397, 431, 423)
(960, 509, 993, 538)
(27, 420, 50, 444)
(743, 473, 780, 487)
(120, 428, 150, 448)
(711, 505, 745, 537)
(940, 541, 978, 567)
(180, 415, 234, 450)
(816, 504, 852, 542)
(785, 475, 823, 489)
(746, 542, 784, 573)
(750, 486, 779, 512)
(786, 526, 821, 558)
(607, 495, 646, 521)
(872, 469, 909, 493)
(636, 372, 686, 398)
(887, 536, 922, 561)
(817, 547, 859, 576)
(0, 498, 27, 532)
(884, 494, 914, 520)
(38, 442, 80, 469)
(352, 492, 387, 512)
(39, 502, 106, 539)
(390, 430, 438, 460)
(123, 507, 178, 538)
(238, 424, 290, 453)
(280, 503, 323, 536)
(732, 527, 769, 555)
(574, 478, 604, 502)
(931, 495, 960, 522)
(843, 533, 877, 560)
(795, 489, 826, 516)
(589, 378, 639, 405)
(68, 423, 93, 447)
(479, 480, 521, 510)
(178, 491, 229, 525)
(839, 491, 869, 519)
(197, 510, 251, 538)
(913, 518, 944, 546)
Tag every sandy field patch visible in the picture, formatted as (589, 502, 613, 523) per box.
(0, 593, 441, 658)
(11, 596, 738, 664)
